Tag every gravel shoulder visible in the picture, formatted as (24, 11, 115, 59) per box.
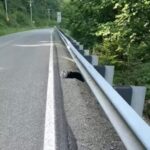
(53, 30, 126, 150)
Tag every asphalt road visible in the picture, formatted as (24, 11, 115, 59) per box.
(0, 29, 125, 150)
(0, 29, 51, 150)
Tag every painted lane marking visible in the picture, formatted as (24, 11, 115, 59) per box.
(43, 29, 56, 150)
(14, 44, 50, 47)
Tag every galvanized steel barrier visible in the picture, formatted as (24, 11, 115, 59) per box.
(56, 27, 150, 150)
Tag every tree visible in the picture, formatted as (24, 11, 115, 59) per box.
(61, 0, 150, 102)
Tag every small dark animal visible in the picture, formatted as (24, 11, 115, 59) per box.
(61, 71, 84, 82)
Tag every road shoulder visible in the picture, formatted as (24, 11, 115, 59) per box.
(54, 30, 126, 150)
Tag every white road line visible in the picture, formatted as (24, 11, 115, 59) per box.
(43, 29, 56, 150)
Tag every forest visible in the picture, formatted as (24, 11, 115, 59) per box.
(61, 0, 150, 117)
(0, 0, 60, 34)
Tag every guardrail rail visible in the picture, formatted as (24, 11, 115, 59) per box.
(56, 27, 150, 150)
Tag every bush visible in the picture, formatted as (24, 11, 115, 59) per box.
(114, 62, 150, 100)
(15, 12, 30, 26)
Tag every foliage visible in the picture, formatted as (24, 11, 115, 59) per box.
(61, 0, 150, 116)
(0, 0, 61, 29)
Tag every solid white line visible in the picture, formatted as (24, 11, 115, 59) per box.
(43, 29, 56, 150)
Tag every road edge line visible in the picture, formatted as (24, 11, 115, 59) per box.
(43, 29, 56, 150)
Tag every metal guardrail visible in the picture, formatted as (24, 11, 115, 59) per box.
(56, 28, 150, 150)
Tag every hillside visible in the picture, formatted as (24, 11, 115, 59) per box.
(0, 0, 60, 34)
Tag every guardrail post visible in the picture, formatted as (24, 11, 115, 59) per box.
(95, 66, 114, 85)
(84, 49, 90, 55)
(92, 55, 98, 66)
(79, 44, 84, 51)
(131, 86, 146, 116)
(114, 86, 132, 105)
(84, 55, 98, 66)
(76, 41, 80, 45)
(114, 86, 146, 116)
(72, 40, 77, 44)
(94, 66, 105, 77)
(105, 65, 114, 85)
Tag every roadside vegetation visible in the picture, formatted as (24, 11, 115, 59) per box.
(61, 0, 150, 118)
(0, 0, 150, 118)
(0, 0, 60, 35)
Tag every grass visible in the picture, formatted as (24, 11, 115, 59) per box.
(0, 26, 35, 36)
(0, 20, 57, 36)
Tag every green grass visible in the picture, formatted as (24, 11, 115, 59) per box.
(0, 26, 56, 36)
(0, 19, 57, 36)
(0, 26, 35, 36)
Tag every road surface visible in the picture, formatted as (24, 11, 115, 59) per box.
(0, 29, 125, 150)
(0, 29, 50, 150)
